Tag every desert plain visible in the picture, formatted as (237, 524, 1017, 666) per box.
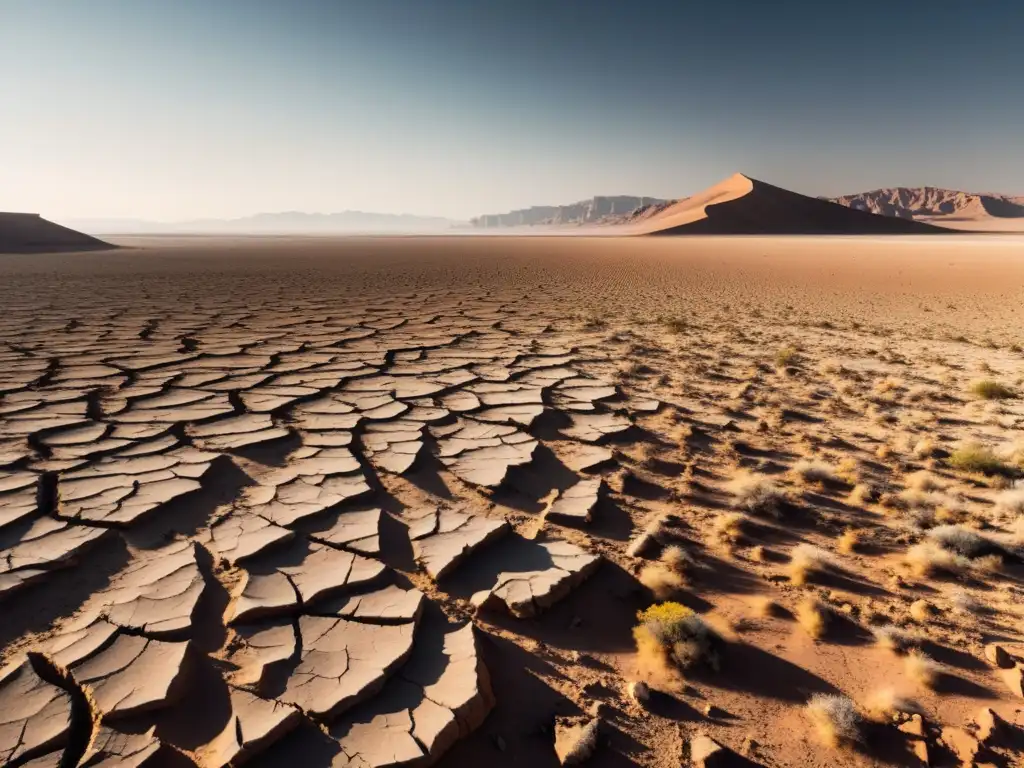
(2, 234, 1024, 768)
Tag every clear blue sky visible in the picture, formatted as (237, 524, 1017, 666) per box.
(1, 0, 1021, 220)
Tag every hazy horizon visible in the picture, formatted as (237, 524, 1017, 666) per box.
(3, 0, 1022, 221)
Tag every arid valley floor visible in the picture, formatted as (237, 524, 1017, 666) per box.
(2, 236, 1024, 768)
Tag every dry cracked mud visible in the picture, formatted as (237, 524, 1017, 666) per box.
(1, 236, 1024, 767)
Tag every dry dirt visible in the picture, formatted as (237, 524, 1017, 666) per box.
(1, 235, 1023, 768)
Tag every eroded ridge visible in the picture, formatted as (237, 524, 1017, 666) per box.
(0, 288, 648, 766)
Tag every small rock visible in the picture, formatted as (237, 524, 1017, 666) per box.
(975, 707, 1003, 743)
(984, 643, 1012, 669)
(554, 717, 600, 766)
(899, 713, 925, 738)
(690, 734, 731, 768)
(940, 726, 980, 765)
(1000, 664, 1024, 698)
(627, 680, 650, 705)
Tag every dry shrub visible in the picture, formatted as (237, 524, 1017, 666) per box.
(796, 597, 829, 639)
(806, 694, 861, 748)
(905, 470, 945, 493)
(728, 472, 787, 517)
(639, 563, 686, 599)
(904, 650, 939, 688)
(911, 438, 936, 460)
(948, 442, 1010, 475)
(711, 511, 746, 546)
(848, 483, 878, 506)
(775, 346, 799, 369)
(837, 529, 859, 555)
(633, 602, 723, 675)
(993, 488, 1024, 518)
(904, 541, 969, 577)
(949, 589, 983, 615)
(792, 459, 840, 486)
(788, 544, 836, 586)
(926, 524, 1002, 559)
(660, 544, 695, 574)
(969, 379, 1016, 400)
(873, 625, 920, 654)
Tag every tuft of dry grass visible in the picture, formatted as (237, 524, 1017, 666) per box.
(993, 488, 1024, 518)
(788, 544, 836, 586)
(728, 472, 787, 518)
(969, 379, 1016, 400)
(949, 589, 983, 615)
(837, 529, 860, 555)
(791, 459, 840, 486)
(904, 541, 969, 577)
(926, 524, 1002, 559)
(848, 483, 878, 506)
(806, 694, 861, 748)
(796, 597, 829, 639)
(639, 562, 686, 600)
(873, 625, 920, 654)
(711, 511, 746, 546)
(775, 346, 799, 369)
(948, 442, 1011, 475)
(908, 600, 934, 622)
(904, 650, 939, 689)
(911, 438, 936, 460)
(905, 470, 945, 493)
(751, 596, 781, 618)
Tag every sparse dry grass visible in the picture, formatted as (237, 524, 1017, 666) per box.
(796, 597, 829, 639)
(926, 524, 1002, 559)
(806, 694, 861, 748)
(904, 650, 939, 689)
(728, 472, 787, 517)
(911, 437, 935, 460)
(863, 688, 920, 721)
(908, 600, 934, 622)
(639, 563, 686, 599)
(711, 511, 746, 546)
(873, 624, 919, 654)
(792, 459, 840, 486)
(993, 488, 1024, 518)
(788, 544, 836, 586)
(904, 540, 969, 577)
(969, 379, 1016, 400)
(948, 441, 1011, 475)
(905, 470, 945, 493)
(837, 529, 859, 555)
(848, 483, 878, 506)
(950, 589, 983, 615)
(775, 346, 799, 369)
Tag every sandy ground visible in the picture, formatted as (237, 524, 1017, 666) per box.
(1, 236, 1023, 768)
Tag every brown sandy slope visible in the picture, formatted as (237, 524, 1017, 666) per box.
(630, 174, 946, 235)
(0, 212, 115, 253)
(830, 187, 1024, 232)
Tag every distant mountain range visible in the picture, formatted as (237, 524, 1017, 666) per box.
(824, 188, 1024, 231)
(468, 196, 667, 229)
(63, 211, 459, 235)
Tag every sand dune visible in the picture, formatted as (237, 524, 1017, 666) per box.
(0, 212, 114, 253)
(630, 173, 946, 235)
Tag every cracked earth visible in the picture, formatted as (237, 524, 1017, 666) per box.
(1, 236, 1023, 767)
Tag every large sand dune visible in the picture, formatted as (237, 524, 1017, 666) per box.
(631, 174, 946, 235)
(0, 212, 114, 253)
